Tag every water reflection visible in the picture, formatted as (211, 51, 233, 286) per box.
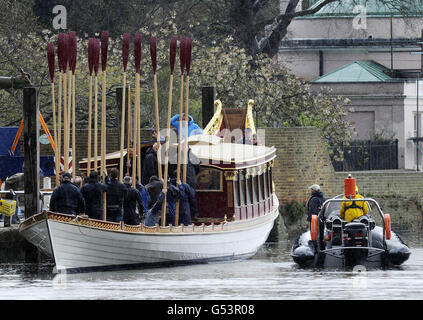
(0, 234, 422, 300)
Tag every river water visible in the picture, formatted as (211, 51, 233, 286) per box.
(1, 235, 423, 301)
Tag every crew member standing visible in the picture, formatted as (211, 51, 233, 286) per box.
(50, 172, 85, 215)
(80, 171, 108, 220)
(122, 176, 144, 225)
(105, 168, 126, 222)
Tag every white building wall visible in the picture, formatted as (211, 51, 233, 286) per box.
(403, 81, 423, 170)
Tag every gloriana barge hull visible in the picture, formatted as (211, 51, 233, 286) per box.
(19, 195, 278, 273)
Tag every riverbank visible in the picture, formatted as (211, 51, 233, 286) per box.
(0, 223, 51, 263)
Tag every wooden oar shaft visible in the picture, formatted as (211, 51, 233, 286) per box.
(94, 76, 98, 172)
(175, 74, 184, 226)
(51, 82, 59, 187)
(87, 75, 93, 176)
(101, 71, 107, 180)
(63, 71, 69, 172)
(136, 81, 141, 184)
(182, 75, 190, 183)
(72, 74, 76, 179)
(119, 72, 127, 182)
(57, 72, 62, 178)
(132, 73, 139, 188)
(153, 73, 162, 180)
(161, 73, 174, 226)
(127, 85, 131, 177)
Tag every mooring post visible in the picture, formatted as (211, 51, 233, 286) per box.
(23, 87, 40, 219)
(202, 86, 215, 129)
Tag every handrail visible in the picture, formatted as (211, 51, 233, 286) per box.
(316, 197, 388, 251)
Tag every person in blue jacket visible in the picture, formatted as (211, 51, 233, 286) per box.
(170, 113, 203, 138)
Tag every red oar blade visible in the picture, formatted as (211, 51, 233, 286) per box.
(94, 38, 100, 76)
(169, 36, 177, 75)
(101, 31, 109, 72)
(134, 33, 142, 74)
(57, 33, 68, 73)
(185, 38, 192, 76)
(150, 37, 157, 74)
(68, 31, 77, 75)
(122, 33, 130, 72)
(179, 38, 186, 75)
(88, 38, 95, 76)
(47, 42, 55, 83)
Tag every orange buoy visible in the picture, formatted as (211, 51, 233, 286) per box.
(344, 176, 356, 198)
(384, 213, 391, 240)
(311, 215, 318, 241)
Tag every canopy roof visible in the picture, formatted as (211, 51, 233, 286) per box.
(311, 60, 396, 83)
(190, 142, 276, 169)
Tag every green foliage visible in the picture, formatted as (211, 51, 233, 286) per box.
(281, 200, 306, 225)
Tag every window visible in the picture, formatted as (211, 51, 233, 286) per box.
(263, 169, 269, 198)
(195, 167, 222, 192)
(245, 174, 251, 205)
(239, 171, 246, 206)
(253, 174, 259, 203)
(234, 171, 239, 206)
(414, 113, 422, 137)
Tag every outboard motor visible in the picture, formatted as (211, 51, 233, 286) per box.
(343, 222, 369, 266)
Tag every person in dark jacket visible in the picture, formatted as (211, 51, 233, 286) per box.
(306, 184, 326, 227)
(168, 145, 200, 220)
(145, 176, 163, 209)
(105, 168, 126, 222)
(144, 190, 166, 227)
(169, 177, 196, 226)
(142, 143, 159, 186)
(50, 172, 85, 215)
(122, 176, 144, 225)
(80, 171, 107, 220)
(135, 177, 149, 213)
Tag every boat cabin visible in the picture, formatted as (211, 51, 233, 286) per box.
(78, 99, 276, 223)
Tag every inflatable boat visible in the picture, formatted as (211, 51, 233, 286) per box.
(291, 195, 411, 268)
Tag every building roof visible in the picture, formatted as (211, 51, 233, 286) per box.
(310, 60, 396, 83)
(300, 0, 423, 19)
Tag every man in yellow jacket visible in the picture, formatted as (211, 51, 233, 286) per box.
(340, 186, 369, 222)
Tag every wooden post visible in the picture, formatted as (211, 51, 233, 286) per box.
(23, 87, 40, 219)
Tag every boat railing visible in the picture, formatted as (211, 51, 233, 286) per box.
(317, 197, 388, 249)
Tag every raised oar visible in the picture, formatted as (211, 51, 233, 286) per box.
(175, 37, 187, 227)
(65, 33, 73, 173)
(87, 38, 95, 177)
(93, 38, 100, 173)
(150, 37, 162, 180)
(126, 84, 131, 177)
(182, 38, 192, 184)
(100, 31, 109, 182)
(135, 35, 142, 185)
(47, 42, 59, 187)
(161, 36, 178, 227)
(56, 34, 65, 178)
(61, 33, 70, 173)
(68, 31, 77, 180)
(101, 31, 109, 221)
(132, 34, 142, 188)
(120, 33, 130, 182)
